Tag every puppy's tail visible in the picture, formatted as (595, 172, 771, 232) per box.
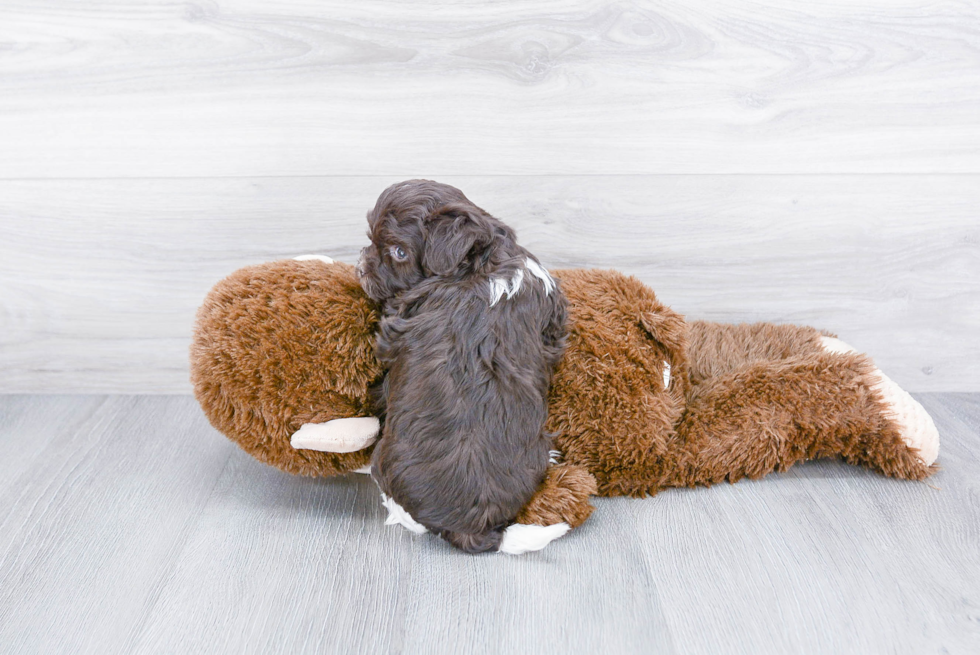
(441, 528, 504, 554)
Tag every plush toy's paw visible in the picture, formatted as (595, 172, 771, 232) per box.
(821, 337, 939, 466)
(499, 523, 571, 555)
(515, 463, 598, 529)
(290, 417, 380, 453)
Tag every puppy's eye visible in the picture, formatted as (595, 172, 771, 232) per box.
(389, 245, 407, 261)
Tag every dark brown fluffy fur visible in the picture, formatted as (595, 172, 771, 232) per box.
(357, 180, 568, 553)
(191, 263, 936, 533)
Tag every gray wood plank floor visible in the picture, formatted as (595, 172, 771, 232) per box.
(1, 394, 977, 654)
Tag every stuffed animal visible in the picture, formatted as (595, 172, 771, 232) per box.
(190, 256, 939, 553)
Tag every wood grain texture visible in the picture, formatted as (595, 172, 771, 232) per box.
(130, 452, 677, 654)
(0, 396, 234, 655)
(1, 175, 977, 393)
(0, 393, 977, 653)
(1, 1, 979, 177)
(634, 394, 980, 653)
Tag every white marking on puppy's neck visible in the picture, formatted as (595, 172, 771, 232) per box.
(499, 522, 571, 555)
(380, 493, 428, 534)
(524, 258, 555, 295)
(489, 267, 525, 306)
(488, 258, 554, 307)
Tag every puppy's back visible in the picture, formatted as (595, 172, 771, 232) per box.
(372, 271, 566, 552)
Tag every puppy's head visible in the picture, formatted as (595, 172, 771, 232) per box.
(357, 180, 515, 304)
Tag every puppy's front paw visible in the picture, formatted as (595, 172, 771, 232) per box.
(290, 417, 380, 453)
(380, 493, 428, 534)
(498, 523, 571, 555)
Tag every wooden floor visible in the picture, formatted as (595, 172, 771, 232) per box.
(1, 393, 977, 654)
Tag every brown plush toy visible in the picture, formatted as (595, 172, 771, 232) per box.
(190, 256, 939, 554)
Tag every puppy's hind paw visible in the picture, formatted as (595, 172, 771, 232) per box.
(498, 522, 571, 555)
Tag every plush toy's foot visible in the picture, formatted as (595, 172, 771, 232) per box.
(290, 417, 380, 453)
(293, 254, 334, 263)
(821, 337, 939, 466)
(515, 463, 597, 528)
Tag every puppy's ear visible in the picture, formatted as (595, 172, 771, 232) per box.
(422, 205, 497, 275)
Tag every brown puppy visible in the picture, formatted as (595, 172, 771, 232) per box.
(357, 180, 567, 553)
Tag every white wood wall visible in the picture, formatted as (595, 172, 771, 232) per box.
(1, 1, 978, 392)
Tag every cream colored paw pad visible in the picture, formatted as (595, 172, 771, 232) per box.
(821, 337, 939, 465)
(290, 417, 380, 453)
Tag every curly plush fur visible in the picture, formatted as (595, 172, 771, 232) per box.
(191, 260, 938, 536)
(190, 261, 379, 477)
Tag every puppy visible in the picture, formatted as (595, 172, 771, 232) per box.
(357, 180, 567, 553)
